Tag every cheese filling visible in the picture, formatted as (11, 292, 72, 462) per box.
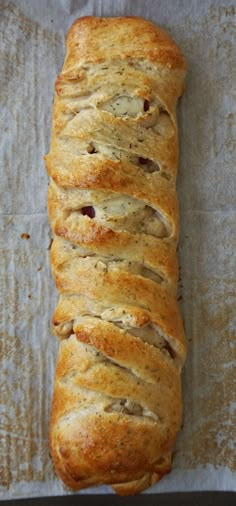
(102, 95, 145, 117)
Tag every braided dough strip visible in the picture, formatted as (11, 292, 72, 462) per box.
(45, 16, 186, 495)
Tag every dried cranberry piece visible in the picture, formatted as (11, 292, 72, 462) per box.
(144, 99, 150, 111)
(81, 206, 95, 218)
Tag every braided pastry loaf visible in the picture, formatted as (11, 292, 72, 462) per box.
(45, 16, 187, 495)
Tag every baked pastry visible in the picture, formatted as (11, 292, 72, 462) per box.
(45, 16, 187, 495)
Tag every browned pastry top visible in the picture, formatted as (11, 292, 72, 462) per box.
(63, 16, 186, 70)
(45, 15, 186, 495)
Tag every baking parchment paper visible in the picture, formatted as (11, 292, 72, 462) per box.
(0, 0, 235, 499)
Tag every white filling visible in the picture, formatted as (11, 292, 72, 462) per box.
(94, 143, 135, 162)
(95, 195, 144, 219)
(104, 398, 158, 420)
(102, 95, 144, 117)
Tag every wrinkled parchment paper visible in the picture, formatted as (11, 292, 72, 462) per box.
(0, 0, 235, 499)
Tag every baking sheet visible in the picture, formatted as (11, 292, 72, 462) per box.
(0, 0, 235, 499)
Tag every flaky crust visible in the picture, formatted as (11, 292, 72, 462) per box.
(45, 16, 186, 495)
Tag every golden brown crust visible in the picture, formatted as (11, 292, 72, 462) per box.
(64, 16, 186, 71)
(50, 335, 181, 492)
(46, 15, 186, 495)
